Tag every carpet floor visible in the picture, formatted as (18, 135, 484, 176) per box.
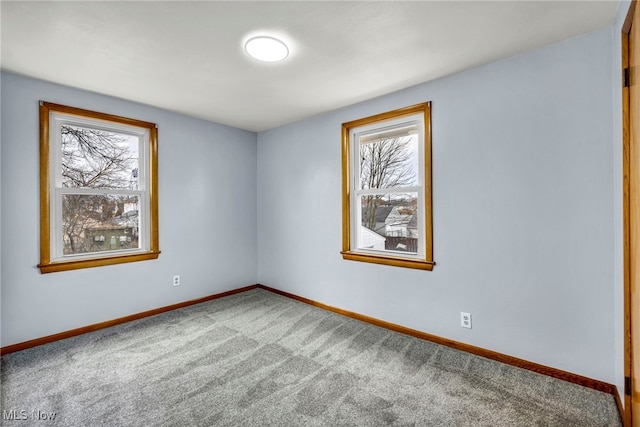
(1, 288, 621, 426)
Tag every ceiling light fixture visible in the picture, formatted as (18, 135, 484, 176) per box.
(244, 36, 289, 62)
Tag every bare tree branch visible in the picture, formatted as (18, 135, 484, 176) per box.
(360, 137, 415, 230)
(61, 126, 135, 189)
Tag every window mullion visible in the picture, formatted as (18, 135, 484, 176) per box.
(57, 188, 142, 196)
(355, 186, 422, 197)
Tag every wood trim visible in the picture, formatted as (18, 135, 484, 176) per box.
(37, 251, 161, 274)
(257, 284, 618, 396)
(341, 251, 434, 270)
(342, 102, 431, 130)
(623, 0, 637, 34)
(0, 285, 259, 356)
(341, 102, 434, 269)
(423, 103, 434, 263)
(341, 123, 351, 252)
(39, 102, 52, 267)
(149, 125, 160, 254)
(38, 101, 161, 273)
(39, 101, 157, 129)
(623, 3, 638, 425)
(623, 26, 633, 427)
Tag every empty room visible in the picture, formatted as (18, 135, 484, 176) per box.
(1, 1, 639, 425)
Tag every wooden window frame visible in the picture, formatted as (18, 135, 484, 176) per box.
(38, 101, 160, 273)
(341, 102, 434, 270)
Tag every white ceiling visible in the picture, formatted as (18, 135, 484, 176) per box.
(1, 1, 619, 132)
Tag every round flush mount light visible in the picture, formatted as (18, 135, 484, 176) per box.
(244, 36, 289, 62)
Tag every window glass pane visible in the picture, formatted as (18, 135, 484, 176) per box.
(61, 125, 139, 189)
(61, 194, 140, 255)
(359, 129, 418, 190)
(359, 192, 418, 254)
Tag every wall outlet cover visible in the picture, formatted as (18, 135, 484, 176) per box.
(461, 312, 472, 329)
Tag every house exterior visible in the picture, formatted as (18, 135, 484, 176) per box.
(361, 205, 392, 235)
(359, 226, 386, 250)
(384, 206, 415, 237)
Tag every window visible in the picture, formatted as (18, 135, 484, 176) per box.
(341, 102, 434, 270)
(38, 101, 159, 273)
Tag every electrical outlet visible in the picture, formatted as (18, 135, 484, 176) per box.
(173, 275, 180, 286)
(461, 312, 472, 329)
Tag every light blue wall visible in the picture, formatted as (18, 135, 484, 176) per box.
(0, 72, 258, 347)
(257, 28, 616, 384)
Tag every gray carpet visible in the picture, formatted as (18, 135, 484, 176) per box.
(1, 288, 621, 426)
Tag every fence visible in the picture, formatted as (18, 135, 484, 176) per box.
(385, 236, 418, 253)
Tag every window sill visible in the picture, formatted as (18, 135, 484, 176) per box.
(38, 251, 161, 274)
(341, 251, 434, 270)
